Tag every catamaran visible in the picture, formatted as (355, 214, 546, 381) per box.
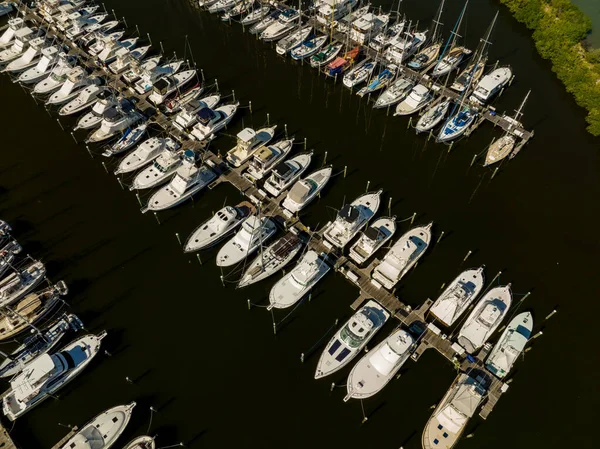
(429, 268, 485, 327)
(348, 216, 397, 265)
(315, 300, 389, 379)
(115, 136, 181, 175)
(281, 166, 332, 215)
(244, 138, 294, 182)
(216, 215, 277, 267)
(486, 311, 532, 379)
(263, 151, 313, 197)
(225, 126, 277, 168)
(184, 204, 250, 253)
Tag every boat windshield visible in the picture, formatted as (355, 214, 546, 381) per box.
(50, 72, 66, 82)
(340, 324, 364, 348)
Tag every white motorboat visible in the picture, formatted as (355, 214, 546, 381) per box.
(66, 13, 108, 40)
(394, 84, 432, 116)
(124, 56, 164, 86)
(374, 77, 414, 109)
(172, 93, 221, 131)
(436, 105, 478, 142)
(221, 1, 252, 21)
(309, 42, 343, 68)
(240, 6, 270, 26)
(369, 19, 405, 52)
(422, 374, 486, 449)
(486, 311, 533, 379)
(73, 89, 118, 130)
(342, 58, 376, 89)
(16, 46, 60, 83)
(2, 332, 106, 421)
(104, 123, 148, 157)
(97, 37, 138, 65)
(348, 11, 390, 45)
(47, 69, 99, 106)
(123, 436, 155, 449)
(56, 402, 136, 449)
(142, 163, 217, 213)
(415, 99, 451, 133)
(263, 151, 312, 197)
(348, 216, 397, 265)
(457, 285, 512, 353)
(372, 223, 432, 290)
(216, 215, 277, 267)
(58, 84, 107, 116)
(384, 30, 427, 64)
(322, 190, 382, 249)
(115, 136, 180, 175)
(129, 145, 185, 190)
(32, 55, 78, 94)
(199, 0, 220, 7)
(275, 25, 312, 56)
(78, 20, 121, 48)
(344, 328, 414, 401)
(208, 0, 238, 14)
(189, 102, 239, 141)
(268, 250, 330, 310)
(237, 231, 303, 288)
(290, 35, 328, 61)
(470, 66, 513, 104)
(313, 0, 358, 26)
(183, 204, 250, 253)
(108, 45, 150, 74)
(3, 37, 47, 73)
(0, 220, 10, 236)
(0, 18, 25, 51)
(431, 46, 471, 77)
(88, 31, 125, 57)
(282, 166, 332, 215)
(315, 300, 390, 379)
(250, 9, 282, 35)
(147, 69, 197, 106)
(0, 260, 46, 308)
(0, 239, 22, 279)
(429, 268, 485, 327)
(224, 125, 278, 168)
(337, 5, 370, 34)
(164, 84, 205, 115)
(0, 29, 34, 64)
(0, 313, 83, 379)
(87, 101, 144, 143)
(244, 138, 294, 182)
(260, 8, 300, 42)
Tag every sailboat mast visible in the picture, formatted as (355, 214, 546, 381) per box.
(478, 11, 498, 59)
(514, 90, 530, 121)
(431, 0, 445, 43)
(450, 0, 469, 49)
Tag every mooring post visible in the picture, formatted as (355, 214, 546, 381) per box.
(232, 89, 235, 103)
(101, 162, 108, 173)
(70, 132, 77, 144)
(159, 41, 165, 55)
(135, 193, 142, 206)
(248, 100, 252, 113)
(491, 167, 499, 179)
(343, 165, 347, 178)
(410, 212, 416, 225)
(470, 154, 477, 166)
(407, 117, 412, 129)
(175, 233, 181, 245)
(153, 213, 160, 224)
(85, 145, 93, 158)
(387, 197, 392, 216)
(463, 250, 472, 262)
(117, 178, 125, 190)
(436, 230, 445, 244)
(135, 24, 140, 36)
(304, 137, 307, 150)
(122, 16, 128, 28)
(322, 151, 328, 166)
(214, 78, 219, 92)
(365, 180, 370, 192)
(111, 9, 117, 21)
(300, 353, 305, 363)
(247, 299, 251, 310)
(56, 118, 64, 130)
(196, 253, 202, 265)
(545, 309, 558, 320)
(266, 113, 270, 126)
(447, 141, 454, 153)
(146, 32, 152, 46)
(284, 123, 288, 139)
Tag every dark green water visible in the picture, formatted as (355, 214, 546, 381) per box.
(1, 1, 599, 448)
(573, 0, 600, 47)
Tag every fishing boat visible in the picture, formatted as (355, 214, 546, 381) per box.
(470, 66, 513, 104)
(322, 190, 382, 249)
(325, 46, 359, 77)
(245, 138, 294, 182)
(0, 313, 83, 379)
(275, 25, 312, 56)
(164, 84, 205, 115)
(115, 137, 181, 175)
(87, 101, 144, 143)
(394, 84, 432, 115)
(216, 215, 277, 267)
(436, 105, 478, 143)
(237, 231, 303, 288)
(142, 163, 217, 213)
(344, 328, 414, 401)
(78, 21, 121, 48)
(374, 76, 413, 109)
(408, 42, 442, 71)
(123, 436, 155, 449)
(0, 282, 68, 342)
(429, 268, 485, 327)
(108, 45, 151, 75)
(348, 216, 397, 265)
(0, 239, 22, 279)
(370, 20, 406, 52)
(0, 260, 46, 308)
(457, 285, 512, 353)
(172, 94, 221, 132)
(372, 223, 432, 290)
(55, 402, 136, 449)
(422, 374, 487, 449)
(104, 123, 148, 157)
(315, 300, 390, 379)
(310, 42, 343, 68)
(45, 68, 97, 105)
(32, 54, 78, 93)
(290, 35, 328, 61)
(281, 166, 332, 215)
(73, 89, 118, 130)
(3, 37, 48, 73)
(250, 9, 281, 35)
(88, 32, 125, 57)
(415, 99, 451, 133)
(268, 250, 330, 310)
(133, 60, 183, 94)
(357, 64, 397, 97)
(16, 46, 60, 84)
(58, 84, 107, 116)
(240, 5, 271, 26)
(225, 126, 277, 168)
(66, 13, 108, 41)
(263, 151, 313, 197)
(0, 18, 25, 51)
(184, 204, 251, 253)
(486, 312, 533, 379)
(129, 146, 186, 191)
(431, 46, 471, 77)
(260, 8, 300, 42)
(124, 56, 163, 86)
(342, 58, 376, 88)
(384, 30, 428, 64)
(2, 332, 105, 421)
(189, 102, 239, 141)
(147, 69, 197, 106)
(0, 27, 34, 64)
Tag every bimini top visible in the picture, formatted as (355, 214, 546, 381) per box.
(364, 225, 384, 241)
(273, 161, 293, 178)
(281, 8, 299, 19)
(339, 205, 359, 224)
(288, 180, 312, 203)
(197, 107, 217, 125)
(236, 128, 256, 142)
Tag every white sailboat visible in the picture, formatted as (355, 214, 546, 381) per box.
(486, 311, 533, 379)
(240, 6, 271, 26)
(0, 239, 22, 279)
(415, 99, 451, 133)
(374, 77, 414, 109)
(436, 104, 478, 143)
(164, 84, 206, 115)
(184, 204, 250, 253)
(263, 151, 313, 197)
(384, 30, 428, 64)
(275, 25, 311, 56)
(315, 300, 390, 379)
(225, 126, 277, 168)
(123, 436, 155, 449)
(216, 215, 277, 267)
(348, 216, 397, 265)
(342, 58, 377, 89)
(245, 138, 294, 182)
(260, 8, 300, 42)
(115, 136, 180, 175)
(281, 166, 332, 215)
(290, 35, 328, 61)
(372, 223, 432, 290)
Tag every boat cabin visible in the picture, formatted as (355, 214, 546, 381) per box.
(349, 13, 389, 44)
(314, 0, 358, 26)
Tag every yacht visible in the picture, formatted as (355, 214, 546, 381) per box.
(0, 282, 67, 342)
(250, 9, 282, 35)
(66, 13, 108, 41)
(147, 69, 197, 106)
(58, 84, 107, 116)
(123, 436, 155, 449)
(164, 84, 205, 115)
(313, 0, 358, 26)
(0, 239, 22, 279)
(374, 77, 414, 109)
(124, 56, 164, 86)
(115, 137, 181, 175)
(415, 99, 451, 133)
(189, 102, 239, 141)
(245, 138, 294, 182)
(184, 204, 250, 253)
(225, 126, 277, 168)
(172, 94, 221, 132)
(260, 8, 300, 42)
(315, 300, 389, 379)
(310, 42, 343, 68)
(16, 46, 60, 83)
(88, 32, 125, 57)
(3, 37, 47, 73)
(486, 311, 533, 379)
(344, 328, 414, 400)
(370, 20, 406, 52)
(275, 25, 311, 56)
(268, 250, 330, 310)
(0, 18, 26, 51)
(73, 89, 118, 130)
(431, 46, 471, 77)
(221, 1, 253, 21)
(208, 0, 238, 14)
(129, 146, 187, 191)
(422, 374, 486, 449)
(342, 58, 377, 89)
(407, 42, 442, 71)
(436, 105, 478, 142)
(55, 403, 136, 449)
(281, 166, 333, 215)
(0, 2, 15, 19)
(216, 216, 277, 267)
(336, 5, 369, 34)
(0, 313, 83, 379)
(108, 45, 151, 75)
(384, 30, 427, 64)
(429, 268, 485, 327)
(372, 223, 432, 290)
(240, 5, 271, 26)
(33, 57, 79, 95)
(290, 35, 328, 61)
(322, 190, 382, 249)
(237, 231, 303, 288)
(87, 101, 144, 143)
(142, 163, 217, 213)
(97, 37, 138, 65)
(133, 59, 181, 93)
(78, 21, 121, 48)
(394, 84, 432, 116)
(104, 123, 148, 157)
(356, 64, 398, 97)
(457, 285, 512, 353)
(263, 151, 312, 197)
(470, 66, 513, 104)
(0, 260, 46, 308)
(348, 12, 390, 45)
(348, 216, 397, 265)
(0, 29, 35, 65)
(2, 332, 105, 421)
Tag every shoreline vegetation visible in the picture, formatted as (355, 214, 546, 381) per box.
(499, 0, 600, 136)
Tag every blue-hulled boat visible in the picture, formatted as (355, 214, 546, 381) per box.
(436, 105, 478, 142)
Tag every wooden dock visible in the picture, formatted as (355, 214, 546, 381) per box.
(0, 422, 18, 449)
(50, 426, 78, 449)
